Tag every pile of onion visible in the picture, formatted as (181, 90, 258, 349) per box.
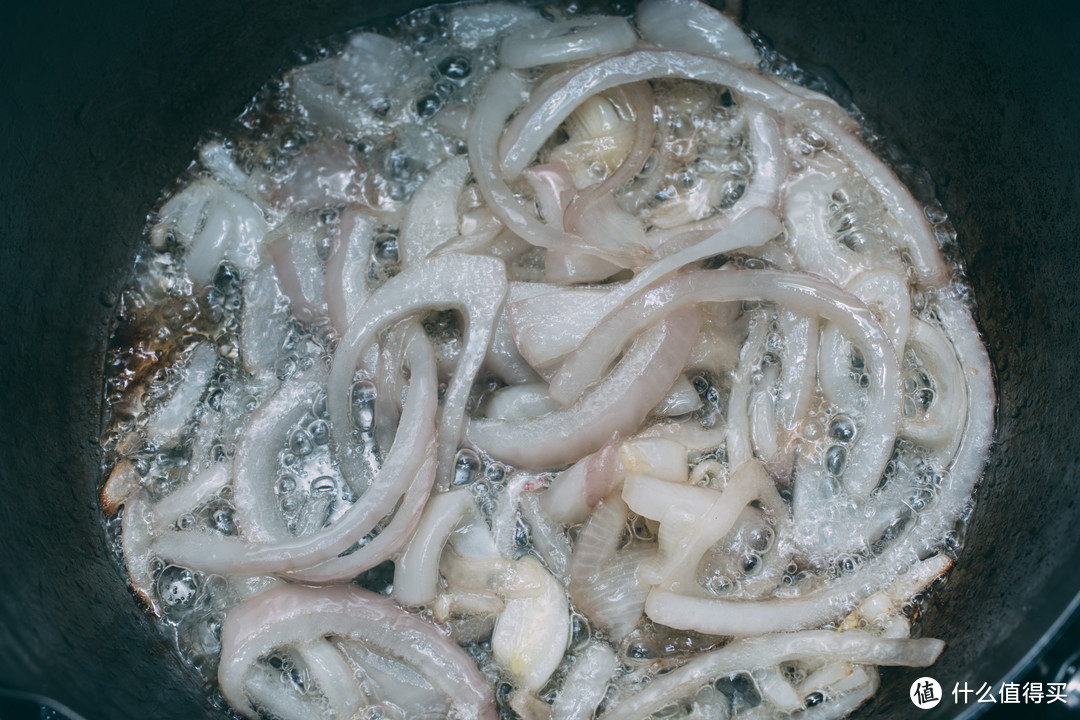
(100, 1, 994, 718)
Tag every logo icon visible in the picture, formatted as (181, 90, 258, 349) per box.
(910, 677, 943, 709)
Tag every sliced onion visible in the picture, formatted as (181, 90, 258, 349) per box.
(900, 316, 966, 458)
(394, 489, 479, 607)
(231, 364, 327, 543)
(647, 109, 786, 254)
(399, 157, 470, 265)
(492, 555, 571, 692)
(469, 70, 576, 255)
(513, 207, 782, 371)
(325, 208, 375, 336)
(470, 307, 701, 468)
(499, 49, 797, 178)
(785, 171, 873, 288)
(285, 451, 437, 582)
(144, 343, 216, 443)
(570, 497, 652, 640)
(150, 462, 230, 534)
(522, 162, 575, 232)
(485, 281, 559, 384)
(519, 491, 573, 580)
(218, 584, 496, 720)
(806, 113, 950, 286)
(271, 137, 371, 212)
(636, 0, 760, 66)
(563, 82, 657, 238)
(848, 268, 911, 352)
(267, 223, 324, 327)
(155, 178, 268, 285)
(599, 630, 942, 720)
(775, 311, 817, 436)
(655, 373, 704, 416)
(618, 436, 690, 484)
(553, 642, 619, 720)
(450, 2, 541, 48)
(539, 440, 622, 524)
(329, 254, 508, 490)
(296, 640, 365, 720)
(725, 310, 770, 467)
(239, 262, 288, 376)
(499, 16, 638, 69)
(625, 459, 781, 592)
(120, 492, 160, 616)
(153, 330, 437, 574)
(101, 458, 140, 515)
(483, 382, 561, 421)
(546, 268, 901, 497)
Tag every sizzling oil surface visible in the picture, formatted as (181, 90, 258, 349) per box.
(100, 2, 987, 718)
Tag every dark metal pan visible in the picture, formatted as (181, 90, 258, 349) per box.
(1, 0, 1077, 717)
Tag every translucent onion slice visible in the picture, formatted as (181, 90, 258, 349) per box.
(329, 253, 508, 490)
(485, 280, 569, 384)
(547, 268, 901, 497)
(900, 316, 966, 459)
(599, 630, 942, 720)
(469, 307, 701, 468)
(325, 208, 375, 336)
(239, 262, 288, 376)
(218, 584, 496, 720)
(499, 15, 638, 69)
(562, 82, 657, 239)
(491, 555, 571, 692)
(398, 157, 469, 266)
(539, 440, 622, 524)
(231, 364, 327, 543)
(469, 70, 581, 257)
(394, 489, 480, 607)
(483, 382, 561, 421)
(285, 451, 437, 582)
(553, 642, 619, 720)
(636, 0, 760, 66)
(647, 109, 786, 254)
(296, 639, 365, 720)
(570, 496, 652, 640)
(267, 224, 324, 328)
(153, 330, 437, 574)
(154, 178, 268, 285)
(624, 459, 782, 592)
(120, 492, 161, 616)
(498, 49, 798, 177)
(150, 462, 230, 534)
(805, 112, 950, 286)
(144, 343, 216, 443)
(512, 207, 781, 372)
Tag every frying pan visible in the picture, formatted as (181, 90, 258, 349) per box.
(1, 0, 1077, 717)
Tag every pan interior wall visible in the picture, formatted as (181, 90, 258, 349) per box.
(1, 1, 1077, 717)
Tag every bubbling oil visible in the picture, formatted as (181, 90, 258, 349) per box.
(100, 1, 987, 718)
